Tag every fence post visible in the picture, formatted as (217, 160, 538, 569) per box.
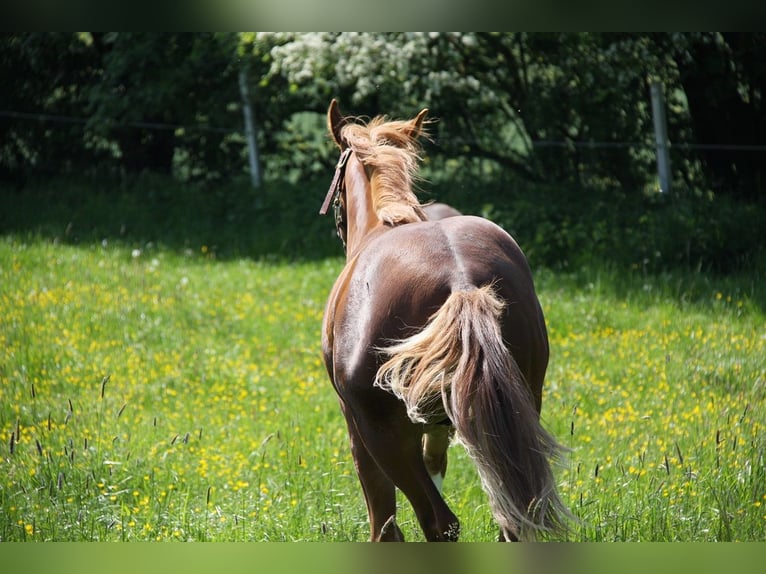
(239, 67, 262, 189)
(650, 80, 671, 194)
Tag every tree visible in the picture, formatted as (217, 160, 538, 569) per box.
(85, 33, 242, 179)
(4, 32, 762, 201)
(0, 33, 246, 183)
(663, 33, 766, 200)
(0, 33, 101, 182)
(251, 33, 668, 190)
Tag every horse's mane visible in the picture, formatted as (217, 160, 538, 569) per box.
(340, 116, 428, 226)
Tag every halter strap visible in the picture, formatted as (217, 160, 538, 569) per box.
(319, 148, 352, 215)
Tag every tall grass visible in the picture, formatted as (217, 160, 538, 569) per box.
(536, 266, 765, 541)
(0, 238, 357, 541)
(2, 233, 763, 541)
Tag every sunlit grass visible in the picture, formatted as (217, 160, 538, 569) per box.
(1, 236, 764, 541)
(538, 268, 765, 541)
(1, 237, 361, 541)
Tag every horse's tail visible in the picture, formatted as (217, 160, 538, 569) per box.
(374, 285, 569, 540)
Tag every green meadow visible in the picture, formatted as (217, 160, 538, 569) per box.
(1, 183, 764, 542)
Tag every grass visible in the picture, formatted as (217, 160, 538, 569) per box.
(0, 237, 363, 541)
(1, 232, 763, 542)
(539, 267, 765, 541)
(1, 174, 764, 541)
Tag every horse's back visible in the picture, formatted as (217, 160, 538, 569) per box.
(365, 215, 536, 297)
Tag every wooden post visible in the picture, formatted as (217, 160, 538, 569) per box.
(650, 80, 671, 194)
(239, 67, 261, 189)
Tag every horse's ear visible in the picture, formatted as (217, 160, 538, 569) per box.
(328, 99, 347, 148)
(408, 108, 429, 139)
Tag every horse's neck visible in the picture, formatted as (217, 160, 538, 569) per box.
(345, 157, 380, 257)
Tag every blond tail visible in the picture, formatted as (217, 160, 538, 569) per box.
(374, 285, 569, 540)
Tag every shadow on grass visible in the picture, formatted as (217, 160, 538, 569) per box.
(0, 174, 343, 262)
(2, 174, 765, 314)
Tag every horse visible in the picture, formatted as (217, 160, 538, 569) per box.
(422, 202, 462, 220)
(319, 99, 569, 542)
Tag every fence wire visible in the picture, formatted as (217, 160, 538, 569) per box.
(3, 109, 766, 153)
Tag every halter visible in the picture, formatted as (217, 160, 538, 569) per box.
(319, 148, 352, 251)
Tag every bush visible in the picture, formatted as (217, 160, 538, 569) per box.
(429, 172, 766, 274)
(2, 173, 764, 274)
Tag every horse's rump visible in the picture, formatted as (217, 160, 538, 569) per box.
(375, 283, 567, 540)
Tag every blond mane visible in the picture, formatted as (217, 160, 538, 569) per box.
(340, 116, 428, 226)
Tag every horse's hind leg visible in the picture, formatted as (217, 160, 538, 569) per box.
(341, 403, 403, 541)
(423, 425, 454, 494)
(352, 410, 460, 541)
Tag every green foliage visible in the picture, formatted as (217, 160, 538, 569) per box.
(3, 32, 764, 201)
(0, 33, 243, 182)
(0, 175, 341, 262)
(2, 33, 765, 273)
(3, 172, 765, 276)
(660, 33, 766, 200)
(0, 33, 101, 179)
(427, 168, 766, 274)
(83, 33, 242, 179)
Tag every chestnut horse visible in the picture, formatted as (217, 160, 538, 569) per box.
(422, 202, 462, 220)
(319, 100, 568, 542)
